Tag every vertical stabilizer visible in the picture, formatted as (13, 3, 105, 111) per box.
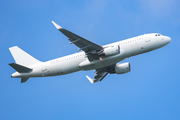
(9, 46, 41, 66)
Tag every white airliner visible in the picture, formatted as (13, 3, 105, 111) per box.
(9, 21, 171, 83)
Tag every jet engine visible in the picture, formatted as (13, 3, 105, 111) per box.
(115, 62, 131, 74)
(102, 45, 120, 56)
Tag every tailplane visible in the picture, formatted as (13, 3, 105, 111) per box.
(9, 63, 32, 73)
(21, 77, 29, 83)
(9, 46, 41, 66)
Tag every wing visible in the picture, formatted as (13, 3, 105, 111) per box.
(86, 72, 108, 83)
(52, 21, 103, 61)
(86, 64, 116, 83)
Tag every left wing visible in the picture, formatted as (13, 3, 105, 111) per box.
(86, 64, 116, 83)
(52, 21, 103, 61)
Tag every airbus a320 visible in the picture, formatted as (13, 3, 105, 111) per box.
(9, 21, 171, 83)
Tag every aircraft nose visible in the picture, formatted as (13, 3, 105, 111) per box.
(167, 36, 171, 43)
(164, 36, 171, 45)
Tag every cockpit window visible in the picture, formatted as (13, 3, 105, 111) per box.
(155, 34, 161, 36)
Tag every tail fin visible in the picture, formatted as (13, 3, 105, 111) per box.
(9, 46, 41, 66)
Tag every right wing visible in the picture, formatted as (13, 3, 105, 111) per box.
(86, 64, 116, 83)
(86, 72, 108, 83)
(52, 21, 103, 61)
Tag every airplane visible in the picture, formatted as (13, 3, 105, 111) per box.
(9, 21, 171, 83)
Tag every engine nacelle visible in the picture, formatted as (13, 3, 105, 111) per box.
(103, 45, 120, 56)
(115, 62, 131, 74)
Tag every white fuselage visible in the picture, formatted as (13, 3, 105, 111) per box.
(11, 33, 171, 78)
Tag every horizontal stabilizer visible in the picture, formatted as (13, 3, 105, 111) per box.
(9, 63, 32, 73)
(21, 77, 29, 83)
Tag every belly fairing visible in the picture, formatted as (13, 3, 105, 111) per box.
(79, 49, 126, 70)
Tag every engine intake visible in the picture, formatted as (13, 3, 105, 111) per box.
(115, 62, 131, 74)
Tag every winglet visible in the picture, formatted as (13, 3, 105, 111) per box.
(52, 21, 63, 30)
(86, 75, 94, 84)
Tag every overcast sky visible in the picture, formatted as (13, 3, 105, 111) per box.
(1, 0, 180, 119)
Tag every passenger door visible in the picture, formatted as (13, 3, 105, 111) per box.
(145, 35, 150, 42)
(41, 63, 47, 72)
